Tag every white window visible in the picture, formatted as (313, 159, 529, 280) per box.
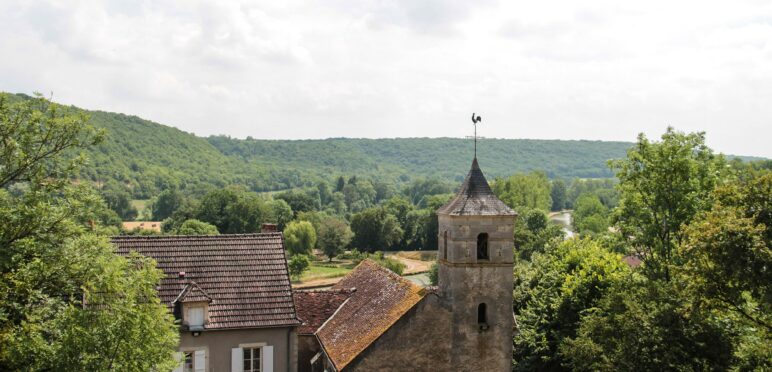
(174, 350, 205, 372)
(232, 345, 273, 372)
(243, 347, 261, 372)
(188, 306, 204, 327)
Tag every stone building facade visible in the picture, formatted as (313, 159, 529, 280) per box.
(297, 156, 516, 371)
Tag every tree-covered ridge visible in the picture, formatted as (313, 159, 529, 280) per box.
(6, 93, 638, 197)
(207, 136, 635, 183)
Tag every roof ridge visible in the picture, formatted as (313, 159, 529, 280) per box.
(111, 232, 282, 240)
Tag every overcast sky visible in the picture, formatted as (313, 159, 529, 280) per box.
(1, 0, 770, 157)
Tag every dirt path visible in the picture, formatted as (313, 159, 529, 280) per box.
(388, 255, 432, 274)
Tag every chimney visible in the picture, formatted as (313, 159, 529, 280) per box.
(261, 223, 278, 233)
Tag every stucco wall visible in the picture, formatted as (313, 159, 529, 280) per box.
(345, 295, 451, 371)
(178, 327, 297, 372)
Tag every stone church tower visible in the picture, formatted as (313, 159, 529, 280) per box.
(436, 157, 516, 371)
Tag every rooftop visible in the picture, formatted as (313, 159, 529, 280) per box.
(293, 289, 354, 335)
(112, 233, 300, 330)
(316, 260, 426, 370)
(436, 157, 516, 216)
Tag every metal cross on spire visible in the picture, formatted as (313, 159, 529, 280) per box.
(471, 113, 482, 158)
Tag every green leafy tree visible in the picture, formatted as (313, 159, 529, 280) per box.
(561, 276, 734, 371)
(551, 179, 567, 211)
(681, 172, 771, 331)
(512, 238, 630, 371)
(343, 179, 377, 212)
(288, 254, 311, 280)
(610, 127, 726, 280)
(152, 188, 184, 220)
(195, 187, 270, 233)
(176, 219, 219, 235)
(99, 181, 138, 220)
(0, 93, 177, 370)
(268, 198, 293, 230)
(317, 216, 353, 261)
(335, 176, 346, 192)
(514, 208, 565, 260)
(493, 171, 552, 212)
(350, 207, 403, 252)
(284, 220, 317, 256)
(572, 193, 609, 235)
(276, 189, 320, 213)
(403, 178, 453, 207)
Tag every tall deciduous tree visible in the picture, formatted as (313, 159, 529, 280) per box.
(284, 220, 317, 256)
(152, 188, 184, 220)
(610, 127, 725, 280)
(681, 172, 771, 331)
(572, 193, 609, 235)
(317, 216, 353, 261)
(0, 93, 177, 370)
(350, 207, 403, 252)
(512, 238, 630, 370)
(493, 171, 552, 212)
(176, 219, 220, 235)
(550, 179, 567, 211)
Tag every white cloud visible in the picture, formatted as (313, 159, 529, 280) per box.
(0, 0, 770, 157)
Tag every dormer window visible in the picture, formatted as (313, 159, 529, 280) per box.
(174, 281, 212, 332)
(477, 233, 489, 260)
(187, 306, 205, 329)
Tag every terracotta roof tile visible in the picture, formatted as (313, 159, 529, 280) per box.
(316, 260, 426, 370)
(294, 289, 354, 335)
(112, 233, 300, 330)
(437, 157, 516, 216)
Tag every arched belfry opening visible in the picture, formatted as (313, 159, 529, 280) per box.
(477, 233, 489, 260)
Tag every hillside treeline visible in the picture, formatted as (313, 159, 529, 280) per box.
(4, 94, 639, 199)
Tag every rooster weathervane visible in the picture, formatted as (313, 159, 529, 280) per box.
(471, 113, 481, 158)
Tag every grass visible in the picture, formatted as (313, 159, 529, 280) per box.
(297, 259, 355, 283)
(130, 199, 152, 220)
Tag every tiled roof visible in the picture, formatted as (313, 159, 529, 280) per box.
(293, 289, 354, 335)
(436, 157, 516, 216)
(316, 260, 426, 370)
(174, 282, 212, 303)
(112, 233, 300, 330)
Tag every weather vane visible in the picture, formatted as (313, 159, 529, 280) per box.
(471, 113, 481, 158)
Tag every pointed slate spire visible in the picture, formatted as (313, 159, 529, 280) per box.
(436, 157, 516, 216)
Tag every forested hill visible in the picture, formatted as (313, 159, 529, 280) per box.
(4, 93, 644, 198)
(207, 136, 631, 182)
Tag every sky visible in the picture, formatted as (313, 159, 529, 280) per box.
(1, 0, 771, 157)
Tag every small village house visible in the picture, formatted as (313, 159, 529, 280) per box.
(113, 228, 300, 372)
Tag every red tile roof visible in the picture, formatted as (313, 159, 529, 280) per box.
(293, 289, 354, 335)
(316, 260, 426, 370)
(112, 233, 300, 330)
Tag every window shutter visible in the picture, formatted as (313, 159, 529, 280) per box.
(231, 347, 243, 372)
(194, 350, 205, 372)
(172, 352, 184, 372)
(262, 345, 274, 372)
